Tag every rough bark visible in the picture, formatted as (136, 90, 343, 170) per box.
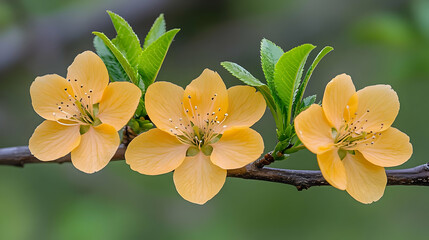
(1, 145, 428, 190)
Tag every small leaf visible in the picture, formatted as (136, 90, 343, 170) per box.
(220, 60, 280, 128)
(93, 36, 128, 82)
(220, 61, 264, 86)
(274, 44, 315, 121)
(93, 31, 141, 87)
(293, 46, 333, 116)
(261, 39, 284, 105)
(138, 29, 180, 89)
(107, 11, 142, 66)
(297, 94, 316, 115)
(143, 14, 166, 49)
(135, 98, 146, 117)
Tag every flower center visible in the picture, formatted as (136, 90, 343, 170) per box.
(334, 109, 384, 150)
(168, 93, 228, 151)
(53, 78, 99, 126)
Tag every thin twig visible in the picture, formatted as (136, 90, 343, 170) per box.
(0, 145, 428, 190)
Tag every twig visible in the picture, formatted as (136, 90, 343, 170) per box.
(0, 145, 428, 190)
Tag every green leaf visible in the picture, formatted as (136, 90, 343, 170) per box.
(107, 11, 142, 66)
(297, 94, 317, 115)
(138, 29, 180, 89)
(93, 31, 141, 87)
(260, 39, 284, 103)
(135, 98, 146, 117)
(220, 60, 281, 129)
(220, 61, 264, 86)
(293, 46, 333, 116)
(93, 36, 129, 82)
(143, 14, 166, 49)
(274, 44, 315, 122)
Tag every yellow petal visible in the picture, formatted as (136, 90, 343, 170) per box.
(354, 85, 399, 133)
(70, 124, 119, 173)
(183, 69, 228, 125)
(125, 128, 188, 175)
(145, 81, 189, 135)
(317, 149, 347, 190)
(343, 93, 358, 123)
(211, 128, 264, 169)
(343, 152, 387, 204)
(220, 86, 266, 133)
(322, 74, 356, 130)
(97, 82, 142, 131)
(294, 104, 334, 154)
(173, 152, 227, 205)
(30, 74, 75, 121)
(29, 120, 81, 161)
(358, 127, 412, 167)
(66, 51, 109, 103)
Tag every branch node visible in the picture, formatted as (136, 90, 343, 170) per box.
(254, 153, 275, 168)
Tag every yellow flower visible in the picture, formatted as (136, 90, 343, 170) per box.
(29, 51, 141, 173)
(295, 74, 412, 203)
(125, 69, 266, 204)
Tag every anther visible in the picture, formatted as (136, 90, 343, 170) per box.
(188, 95, 191, 99)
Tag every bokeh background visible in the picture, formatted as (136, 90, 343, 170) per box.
(0, 0, 428, 239)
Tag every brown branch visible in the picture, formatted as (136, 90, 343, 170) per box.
(0, 145, 428, 190)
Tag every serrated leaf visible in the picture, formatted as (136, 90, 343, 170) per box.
(93, 31, 141, 87)
(261, 39, 284, 103)
(143, 14, 166, 49)
(107, 11, 142, 67)
(274, 44, 315, 120)
(221, 61, 264, 86)
(138, 29, 180, 89)
(220, 61, 279, 127)
(293, 46, 333, 116)
(297, 94, 317, 114)
(93, 36, 129, 82)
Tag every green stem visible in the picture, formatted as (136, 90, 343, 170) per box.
(284, 144, 306, 154)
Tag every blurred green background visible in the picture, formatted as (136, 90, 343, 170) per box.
(0, 0, 428, 239)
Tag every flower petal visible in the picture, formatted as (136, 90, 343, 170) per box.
(343, 152, 387, 204)
(29, 120, 81, 161)
(173, 152, 227, 205)
(294, 104, 334, 154)
(183, 69, 228, 125)
(211, 128, 264, 169)
(66, 51, 109, 103)
(357, 127, 412, 167)
(125, 128, 188, 175)
(317, 149, 347, 190)
(322, 74, 356, 130)
(355, 85, 399, 133)
(97, 82, 142, 131)
(145, 81, 189, 135)
(220, 86, 266, 133)
(70, 124, 119, 173)
(30, 74, 75, 121)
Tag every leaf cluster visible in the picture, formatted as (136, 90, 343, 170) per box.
(222, 40, 333, 158)
(93, 11, 180, 133)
